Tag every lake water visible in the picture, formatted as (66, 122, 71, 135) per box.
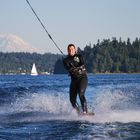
(0, 74, 140, 140)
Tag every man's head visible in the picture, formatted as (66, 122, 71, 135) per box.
(67, 44, 76, 56)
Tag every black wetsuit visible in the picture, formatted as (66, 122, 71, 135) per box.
(63, 54, 88, 113)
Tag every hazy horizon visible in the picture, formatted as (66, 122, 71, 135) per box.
(0, 0, 140, 54)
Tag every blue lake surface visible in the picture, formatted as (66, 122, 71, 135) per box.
(0, 74, 140, 139)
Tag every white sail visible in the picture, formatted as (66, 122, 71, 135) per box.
(31, 63, 38, 76)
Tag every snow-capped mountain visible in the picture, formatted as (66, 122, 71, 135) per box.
(0, 34, 40, 53)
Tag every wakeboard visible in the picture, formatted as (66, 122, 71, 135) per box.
(79, 112, 95, 116)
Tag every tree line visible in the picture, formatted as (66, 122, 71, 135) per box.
(0, 37, 139, 74)
(54, 37, 140, 73)
(0, 52, 61, 74)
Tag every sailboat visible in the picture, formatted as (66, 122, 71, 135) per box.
(31, 63, 38, 76)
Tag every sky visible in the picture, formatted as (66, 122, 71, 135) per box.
(0, 0, 140, 54)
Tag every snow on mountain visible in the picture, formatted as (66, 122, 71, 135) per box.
(0, 34, 41, 53)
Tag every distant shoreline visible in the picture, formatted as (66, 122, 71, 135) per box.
(0, 72, 139, 76)
(92, 72, 140, 74)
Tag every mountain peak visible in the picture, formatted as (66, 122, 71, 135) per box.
(0, 34, 41, 53)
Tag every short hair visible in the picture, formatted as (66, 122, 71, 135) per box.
(67, 44, 76, 50)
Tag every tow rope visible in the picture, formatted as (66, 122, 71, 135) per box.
(26, 0, 64, 55)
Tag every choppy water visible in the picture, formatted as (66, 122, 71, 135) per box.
(0, 74, 140, 140)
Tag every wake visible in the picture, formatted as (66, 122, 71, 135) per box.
(0, 89, 140, 124)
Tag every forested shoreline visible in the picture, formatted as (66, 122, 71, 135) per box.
(54, 37, 140, 74)
(83, 37, 140, 73)
(0, 52, 61, 74)
(0, 37, 140, 74)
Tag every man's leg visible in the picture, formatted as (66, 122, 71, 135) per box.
(69, 80, 79, 113)
(78, 76, 88, 113)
